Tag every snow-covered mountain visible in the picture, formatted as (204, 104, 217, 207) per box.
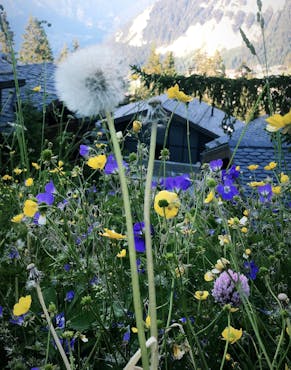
(1, 0, 155, 57)
(114, 0, 290, 68)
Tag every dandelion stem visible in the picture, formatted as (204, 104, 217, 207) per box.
(144, 120, 159, 369)
(35, 283, 71, 370)
(106, 113, 149, 370)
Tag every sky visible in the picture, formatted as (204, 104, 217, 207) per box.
(1, 0, 156, 56)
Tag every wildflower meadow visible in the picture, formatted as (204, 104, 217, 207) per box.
(0, 7, 291, 370)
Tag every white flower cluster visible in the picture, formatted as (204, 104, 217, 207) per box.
(55, 45, 126, 117)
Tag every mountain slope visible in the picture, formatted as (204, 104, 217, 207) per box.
(114, 0, 290, 69)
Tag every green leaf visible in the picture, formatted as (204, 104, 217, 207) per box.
(69, 311, 96, 331)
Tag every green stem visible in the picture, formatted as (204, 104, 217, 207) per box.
(227, 83, 268, 169)
(45, 330, 51, 365)
(82, 333, 101, 370)
(35, 283, 71, 370)
(106, 113, 149, 370)
(144, 121, 159, 369)
(220, 313, 230, 370)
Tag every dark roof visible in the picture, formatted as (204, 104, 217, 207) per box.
(114, 94, 244, 138)
(204, 115, 291, 183)
(0, 57, 57, 132)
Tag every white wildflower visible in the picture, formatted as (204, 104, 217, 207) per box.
(55, 45, 126, 117)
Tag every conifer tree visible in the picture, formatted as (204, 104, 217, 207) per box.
(163, 51, 176, 75)
(19, 16, 53, 64)
(0, 5, 14, 55)
(56, 43, 69, 64)
(72, 39, 79, 52)
(143, 45, 162, 74)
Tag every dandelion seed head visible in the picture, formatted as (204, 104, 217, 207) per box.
(55, 45, 126, 117)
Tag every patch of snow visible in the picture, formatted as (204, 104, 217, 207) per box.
(118, 5, 154, 46)
(157, 17, 260, 57)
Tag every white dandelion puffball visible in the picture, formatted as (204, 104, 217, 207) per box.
(55, 45, 126, 117)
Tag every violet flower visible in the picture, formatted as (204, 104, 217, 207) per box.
(160, 174, 192, 192)
(212, 269, 250, 307)
(133, 222, 154, 253)
(123, 331, 130, 343)
(79, 144, 90, 157)
(243, 260, 259, 280)
(222, 165, 240, 181)
(258, 183, 273, 203)
(104, 154, 128, 175)
(55, 312, 65, 329)
(209, 159, 223, 171)
(216, 179, 239, 200)
(36, 180, 56, 205)
(65, 290, 75, 302)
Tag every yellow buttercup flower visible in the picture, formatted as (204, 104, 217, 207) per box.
(101, 228, 126, 240)
(264, 161, 277, 170)
(218, 234, 231, 246)
(280, 172, 289, 183)
(87, 155, 107, 170)
(194, 291, 209, 300)
(117, 249, 126, 258)
(132, 120, 142, 133)
(49, 160, 65, 174)
(173, 344, 186, 360)
(25, 178, 34, 187)
(221, 326, 242, 344)
(32, 85, 41, 92)
(248, 181, 265, 187)
(212, 258, 230, 273)
(23, 199, 38, 217)
(11, 213, 24, 223)
(2, 174, 12, 180)
(154, 190, 180, 219)
(32, 162, 41, 170)
(204, 190, 214, 204)
(145, 315, 151, 328)
(13, 167, 23, 175)
(13, 295, 32, 316)
(131, 327, 138, 333)
(175, 265, 185, 278)
(241, 227, 248, 233)
(272, 186, 281, 195)
(245, 248, 251, 255)
(167, 84, 193, 103)
(243, 209, 249, 216)
(265, 109, 291, 132)
(204, 271, 214, 282)
(225, 353, 231, 361)
(247, 164, 259, 171)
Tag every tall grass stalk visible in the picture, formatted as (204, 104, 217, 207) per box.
(106, 113, 149, 370)
(1, 19, 29, 171)
(143, 120, 159, 368)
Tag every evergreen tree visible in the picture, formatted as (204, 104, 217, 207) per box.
(143, 45, 162, 74)
(191, 49, 225, 77)
(19, 16, 53, 64)
(210, 50, 226, 77)
(56, 43, 69, 64)
(163, 51, 176, 75)
(72, 39, 79, 52)
(0, 5, 14, 55)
